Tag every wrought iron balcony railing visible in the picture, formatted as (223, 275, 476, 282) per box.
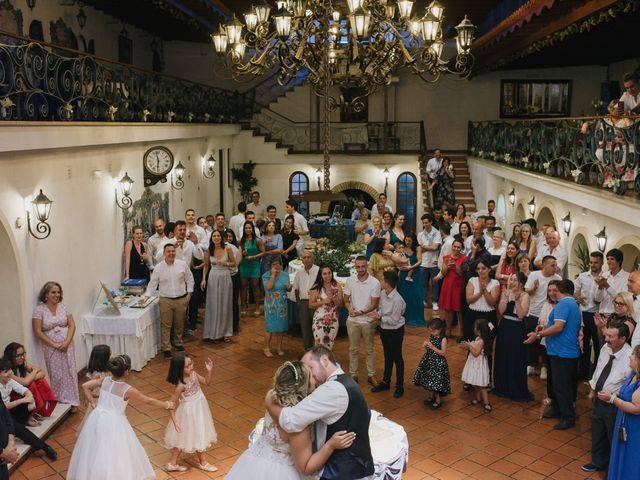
(468, 116, 640, 196)
(251, 107, 425, 155)
(0, 31, 254, 123)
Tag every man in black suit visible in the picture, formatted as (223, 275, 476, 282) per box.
(0, 401, 18, 480)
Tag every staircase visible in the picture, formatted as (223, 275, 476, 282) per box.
(239, 123, 293, 154)
(420, 153, 477, 213)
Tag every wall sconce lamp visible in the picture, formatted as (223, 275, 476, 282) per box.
(508, 188, 515, 206)
(315, 167, 322, 189)
(26, 0, 36, 10)
(595, 226, 607, 253)
(202, 154, 216, 179)
(115, 172, 134, 209)
(171, 161, 185, 190)
(76, 7, 87, 29)
(27, 189, 53, 240)
(527, 197, 536, 217)
(561, 213, 572, 235)
(383, 168, 390, 195)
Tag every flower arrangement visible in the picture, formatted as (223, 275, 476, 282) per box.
(543, 161, 551, 169)
(570, 168, 582, 180)
(604, 177, 621, 189)
(591, 98, 604, 114)
(142, 109, 151, 121)
(167, 110, 176, 122)
(478, 150, 485, 157)
(186, 112, 194, 122)
(107, 105, 118, 121)
(0, 97, 15, 108)
(504, 153, 511, 162)
(522, 156, 530, 165)
(203, 113, 211, 122)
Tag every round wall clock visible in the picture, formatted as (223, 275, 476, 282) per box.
(143, 146, 174, 177)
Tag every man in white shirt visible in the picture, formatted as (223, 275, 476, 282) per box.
(268, 346, 375, 479)
(436, 222, 454, 272)
(583, 323, 632, 473)
(483, 215, 497, 247)
(524, 256, 562, 373)
(285, 199, 308, 255)
(229, 202, 247, 241)
(442, 207, 459, 236)
(595, 249, 630, 316)
(377, 193, 394, 214)
(345, 256, 381, 387)
(185, 208, 208, 250)
(147, 218, 166, 269)
(426, 149, 442, 182)
(154, 221, 203, 265)
(472, 200, 502, 228)
(575, 251, 605, 379)
(534, 231, 567, 274)
(417, 213, 442, 311)
(368, 270, 406, 398)
(144, 243, 194, 358)
(615, 72, 640, 115)
(247, 191, 266, 221)
(627, 270, 640, 348)
(292, 251, 319, 350)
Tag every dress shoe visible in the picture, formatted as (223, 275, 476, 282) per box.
(542, 409, 561, 419)
(393, 387, 404, 398)
(553, 420, 575, 430)
(163, 350, 173, 359)
(42, 444, 57, 461)
(371, 381, 390, 393)
(581, 463, 604, 472)
(367, 376, 379, 388)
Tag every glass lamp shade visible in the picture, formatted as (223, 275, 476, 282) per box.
(383, 168, 390, 180)
(595, 227, 607, 252)
(174, 161, 186, 180)
(119, 172, 134, 198)
(385, 3, 396, 19)
(455, 15, 475, 51)
(527, 197, 536, 217)
(206, 155, 216, 172)
(428, 0, 444, 20)
(429, 39, 443, 57)
(244, 10, 258, 31)
(561, 213, 572, 234)
(332, 10, 340, 22)
(346, 0, 363, 13)
(315, 167, 322, 182)
(76, 8, 87, 29)
(274, 7, 293, 37)
(508, 189, 515, 206)
(225, 15, 244, 45)
(32, 189, 53, 222)
(350, 7, 371, 38)
(211, 29, 228, 53)
(291, 0, 307, 17)
(255, 5, 271, 24)
(397, 0, 414, 19)
(408, 19, 420, 36)
(419, 11, 440, 42)
(232, 40, 247, 58)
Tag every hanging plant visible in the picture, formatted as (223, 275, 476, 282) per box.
(231, 160, 258, 202)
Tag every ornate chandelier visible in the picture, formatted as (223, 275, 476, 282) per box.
(211, 0, 476, 107)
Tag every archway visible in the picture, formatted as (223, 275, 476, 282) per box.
(614, 235, 640, 272)
(515, 203, 525, 223)
(322, 180, 380, 214)
(536, 206, 556, 231)
(569, 233, 589, 279)
(496, 193, 507, 227)
(0, 214, 24, 348)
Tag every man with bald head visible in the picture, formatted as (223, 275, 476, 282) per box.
(534, 230, 567, 274)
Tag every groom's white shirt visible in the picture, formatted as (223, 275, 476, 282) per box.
(279, 367, 349, 475)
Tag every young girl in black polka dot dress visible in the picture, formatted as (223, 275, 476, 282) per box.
(413, 318, 451, 409)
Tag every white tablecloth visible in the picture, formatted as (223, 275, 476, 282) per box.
(248, 409, 408, 479)
(81, 300, 160, 371)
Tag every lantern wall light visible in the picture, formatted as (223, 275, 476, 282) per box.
(76, 7, 87, 29)
(383, 168, 390, 196)
(203, 154, 216, 179)
(508, 189, 515, 206)
(561, 213, 572, 235)
(27, 189, 53, 240)
(115, 172, 134, 209)
(315, 167, 322, 189)
(171, 161, 185, 190)
(595, 226, 607, 253)
(527, 197, 536, 217)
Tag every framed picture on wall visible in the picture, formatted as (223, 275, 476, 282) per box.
(500, 80, 571, 118)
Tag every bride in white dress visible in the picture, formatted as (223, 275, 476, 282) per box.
(225, 360, 355, 479)
(67, 355, 175, 480)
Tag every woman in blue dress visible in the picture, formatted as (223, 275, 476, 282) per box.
(260, 220, 283, 275)
(599, 344, 640, 480)
(261, 258, 291, 358)
(364, 216, 390, 260)
(396, 234, 426, 326)
(389, 213, 406, 246)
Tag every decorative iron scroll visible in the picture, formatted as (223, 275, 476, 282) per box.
(468, 117, 640, 196)
(0, 34, 253, 123)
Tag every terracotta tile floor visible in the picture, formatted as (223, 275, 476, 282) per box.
(15, 309, 605, 479)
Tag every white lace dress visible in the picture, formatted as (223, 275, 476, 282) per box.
(67, 377, 155, 480)
(225, 412, 311, 480)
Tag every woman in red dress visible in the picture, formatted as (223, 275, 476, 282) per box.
(438, 239, 468, 337)
(3, 342, 57, 419)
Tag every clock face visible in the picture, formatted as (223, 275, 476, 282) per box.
(143, 146, 174, 176)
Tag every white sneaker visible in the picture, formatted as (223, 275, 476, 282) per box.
(423, 301, 428, 307)
(432, 302, 439, 310)
(540, 366, 548, 380)
(527, 366, 535, 376)
(406, 276, 414, 282)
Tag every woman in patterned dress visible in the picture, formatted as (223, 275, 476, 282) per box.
(262, 258, 292, 357)
(31, 281, 80, 407)
(309, 266, 344, 349)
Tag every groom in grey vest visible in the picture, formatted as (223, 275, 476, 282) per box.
(268, 345, 374, 479)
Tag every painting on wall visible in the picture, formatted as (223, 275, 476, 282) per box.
(500, 80, 571, 118)
(122, 188, 169, 240)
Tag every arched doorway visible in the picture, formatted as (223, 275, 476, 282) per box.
(515, 204, 525, 223)
(614, 236, 640, 272)
(536, 206, 556, 231)
(325, 181, 380, 216)
(496, 193, 507, 227)
(0, 216, 24, 347)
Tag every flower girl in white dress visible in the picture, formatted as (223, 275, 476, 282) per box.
(67, 355, 175, 480)
(225, 360, 356, 480)
(461, 319, 492, 413)
(163, 354, 218, 473)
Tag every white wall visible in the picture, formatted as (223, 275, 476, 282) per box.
(468, 157, 640, 278)
(0, 122, 239, 370)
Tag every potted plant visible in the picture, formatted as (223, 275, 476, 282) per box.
(231, 160, 258, 202)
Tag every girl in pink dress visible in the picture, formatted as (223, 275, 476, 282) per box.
(31, 281, 80, 406)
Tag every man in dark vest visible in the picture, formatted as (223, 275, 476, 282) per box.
(268, 345, 375, 479)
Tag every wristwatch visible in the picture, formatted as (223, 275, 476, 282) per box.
(535, 331, 542, 339)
